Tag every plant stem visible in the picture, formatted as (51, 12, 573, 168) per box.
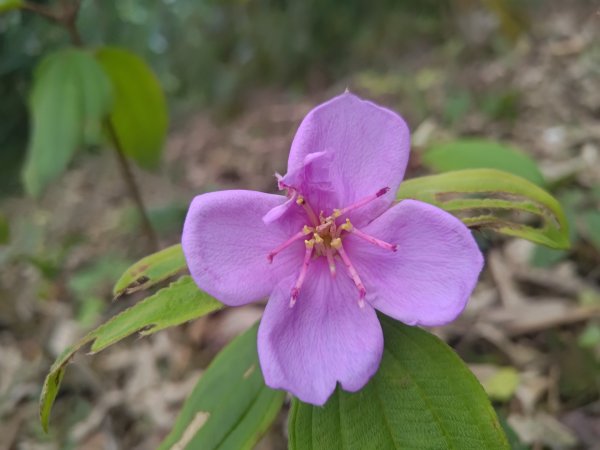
(106, 121, 159, 251)
(61, 0, 83, 46)
(21, 2, 60, 22)
(23, 0, 159, 250)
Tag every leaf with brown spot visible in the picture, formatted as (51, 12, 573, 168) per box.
(397, 169, 570, 249)
(113, 244, 187, 297)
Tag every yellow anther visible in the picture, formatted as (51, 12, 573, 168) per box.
(313, 233, 324, 244)
(332, 209, 342, 218)
(304, 239, 315, 249)
(296, 195, 305, 205)
(302, 225, 313, 234)
(331, 237, 342, 249)
(340, 218, 353, 231)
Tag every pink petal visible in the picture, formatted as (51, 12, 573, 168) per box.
(257, 259, 383, 405)
(346, 200, 484, 326)
(286, 92, 410, 220)
(182, 190, 305, 306)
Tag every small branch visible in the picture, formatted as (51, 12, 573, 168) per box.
(106, 121, 160, 251)
(62, 0, 83, 46)
(21, 1, 61, 22)
(22, 0, 82, 45)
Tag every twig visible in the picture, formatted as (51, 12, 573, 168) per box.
(106, 121, 159, 250)
(21, 2, 60, 22)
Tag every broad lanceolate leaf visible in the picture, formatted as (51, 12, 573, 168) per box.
(289, 316, 509, 450)
(397, 169, 570, 249)
(23, 48, 112, 196)
(158, 324, 285, 450)
(95, 47, 168, 169)
(113, 244, 186, 297)
(0, 0, 23, 13)
(423, 139, 545, 186)
(40, 276, 222, 432)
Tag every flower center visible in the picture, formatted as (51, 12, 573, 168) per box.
(268, 187, 397, 308)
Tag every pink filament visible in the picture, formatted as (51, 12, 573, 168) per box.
(335, 187, 390, 217)
(268, 230, 307, 263)
(350, 227, 397, 252)
(290, 244, 314, 307)
(325, 247, 337, 277)
(335, 241, 367, 308)
(297, 196, 319, 226)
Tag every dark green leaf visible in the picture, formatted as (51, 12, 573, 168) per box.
(289, 316, 509, 449)
(40, 276, 222, 432)
(113, 244, 187, 297)
(0, 0, 23, 13)
(158, 323, 285, 450)
(422, 139, 545, 186)
(397, 169, 570, 249)
(23, 49, 112, 196)
(95, 47, 168, 169)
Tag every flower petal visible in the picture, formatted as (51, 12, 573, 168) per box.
(347, 200, 484, 326)
(182, 190, 305, 306)
(265, 152, 335, 225)
(258, 259, 383, 405)
(286, 92, 410, 219)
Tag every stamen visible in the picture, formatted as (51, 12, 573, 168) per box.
(331, 238, 367, 308)
(341, 219, 397, 252)
(313, 232, 326, 256)
(296, 195, 319, 226)
(333, 187, 390, 218)
(290, 239, 314, 307)
(268, 225, 313, 263)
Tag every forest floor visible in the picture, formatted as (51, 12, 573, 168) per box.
(1, 2, 599, 449)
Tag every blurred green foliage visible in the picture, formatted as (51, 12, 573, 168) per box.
(96, 47, 167, 169)
(23, 48, 112, 196)
(422, 139, 546, 186)
(0, 0, 450, 194)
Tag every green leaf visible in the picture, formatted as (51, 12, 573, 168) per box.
(289, 316, 509, 450)
(397, 169, 570, 249)
(95, 47, 168, 169)
(23, 49, 112, 196)
(158, 323, 285, 450)
(0, 0, 23, 13)
(481, 367, 520, 402)
(40, 276, 222, 432)
(530, 190, 580, 267)
(422, 139, 545, 186)
(113, 244, 187, 297)
(583, 210, 600, 250)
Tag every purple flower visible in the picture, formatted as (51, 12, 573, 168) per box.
(182, 93, 483, 405)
